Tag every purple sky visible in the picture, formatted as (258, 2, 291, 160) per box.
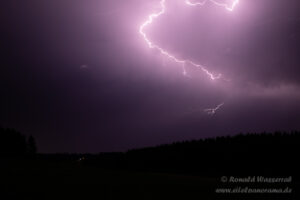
(1, 0, 300, 153)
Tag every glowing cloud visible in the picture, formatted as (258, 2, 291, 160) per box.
(139, 0, 239, 80)
(139, 0, 239, 114)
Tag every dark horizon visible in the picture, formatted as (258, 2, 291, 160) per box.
(1, 0, 300, 153)
(2, 126, 299, 154)
(2, 129, 297, 199)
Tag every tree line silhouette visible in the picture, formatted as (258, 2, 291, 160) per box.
(1, 127, 299, 175)
(0, 127, 37, 155)
(83, 131, 300, 175)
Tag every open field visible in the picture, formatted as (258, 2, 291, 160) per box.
(1, 158, 297, 199)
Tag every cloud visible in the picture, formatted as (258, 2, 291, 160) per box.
(80, 64, 88, 69)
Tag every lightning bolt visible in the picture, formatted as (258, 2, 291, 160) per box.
(139, 0, 239, 114)
(186, 0, 239, 12)
(204, 102, 224, 115)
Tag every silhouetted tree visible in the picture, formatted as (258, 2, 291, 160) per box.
(0, 128, 37, 156)
(27, 135, 37, 155)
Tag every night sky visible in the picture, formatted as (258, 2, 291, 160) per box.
(1, 0, 300, 153)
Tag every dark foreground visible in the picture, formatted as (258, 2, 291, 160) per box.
(1, 158, 298, 200)
(1, 132, 299, 199)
